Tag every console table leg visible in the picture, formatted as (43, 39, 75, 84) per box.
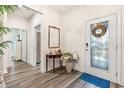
(46, 56, 48, 72)
(53, 58, 55, 73)
(59, 58, 61, 70)
(60, 60, 63, 70)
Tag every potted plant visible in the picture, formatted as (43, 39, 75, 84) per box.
(61, 52, 79, 73)
(0, 5, 17, 88)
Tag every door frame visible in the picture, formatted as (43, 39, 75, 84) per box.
(21, 29, 28, 63)
(85, 13, 118, 83)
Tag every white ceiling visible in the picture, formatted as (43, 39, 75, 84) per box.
(8, 7, 35, 19)
(48, 5, 81, 14)
(9, 5, 85, 18)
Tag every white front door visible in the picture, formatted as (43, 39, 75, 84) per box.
(85, 14, 117, 82)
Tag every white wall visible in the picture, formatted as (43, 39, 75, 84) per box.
(7, 15, 29, 30)
(25, 5, 61, 72)
(40, 6, 61, 72)
(61, 5, 122, 84)
(120, 6, 124, 85)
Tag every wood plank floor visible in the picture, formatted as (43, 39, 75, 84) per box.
(4, 61, 122, 88)
(4, 62, 82, 88)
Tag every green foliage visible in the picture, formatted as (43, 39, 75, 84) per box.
(61, 52, 73, 60)
(0, 41, 11, 55)
(0, 5, 18, 56)
(0, 5, 17, 15)
(0, 21, 10, 35)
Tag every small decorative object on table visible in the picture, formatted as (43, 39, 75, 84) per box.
(61, 52, 79, 73)
(50, 48, 61, 55)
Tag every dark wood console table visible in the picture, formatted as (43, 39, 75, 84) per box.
(46, 53, 63, 73)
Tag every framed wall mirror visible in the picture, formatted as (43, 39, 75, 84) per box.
(48, 26, 60, 48)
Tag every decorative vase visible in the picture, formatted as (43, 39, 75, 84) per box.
(0, 81, 5, 88)
(65, 60, 75, 73)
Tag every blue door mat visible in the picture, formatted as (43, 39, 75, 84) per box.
(80, 73, 110, 88)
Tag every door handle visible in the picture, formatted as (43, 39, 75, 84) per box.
(86, 43, 88, 51)
(86, 43, 88, 47)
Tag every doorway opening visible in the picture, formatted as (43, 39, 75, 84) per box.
(35, 25, 41, 65)
(10, 28, 27, 65)
(7, 6, 43, 67)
